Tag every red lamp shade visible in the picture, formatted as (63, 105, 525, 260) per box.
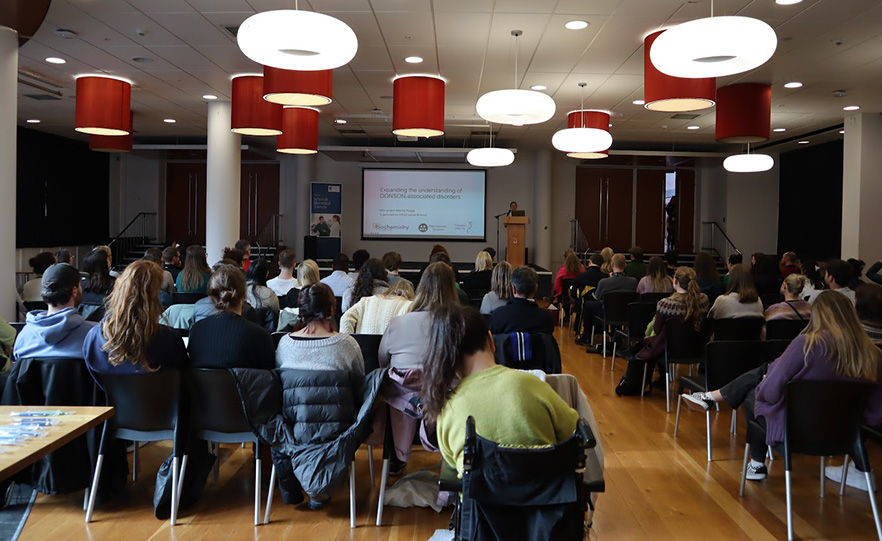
(231, 75, 283, 136)
(263, 66, 333, 106)
(644, 31, 715, 113)
(567, 109, 609, 130)
(277, 106, 319, 154)
(75, 76, 131, 136)
(392, 75, 444, 137)
(90, 133, 132, 152)
(715, 83, 772, 143)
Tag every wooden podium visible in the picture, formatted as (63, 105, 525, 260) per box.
(502, 215, 529, 267)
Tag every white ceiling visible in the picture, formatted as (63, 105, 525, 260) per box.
(14, 0, 882, 151)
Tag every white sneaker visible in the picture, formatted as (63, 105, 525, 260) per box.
(825, 462, 878, 492)
(746, 462, 768, 481)
(682, 392, 715, 412)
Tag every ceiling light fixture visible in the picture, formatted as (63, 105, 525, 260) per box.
(334, 119, 347, 124)
(404, 56, 423, 64)
(716, 83, 771, 143)
(90, 133, 132, 153)
(263, 66, 333, 106)
(531, 85, 547, 91)
(553, 83, 613, 155)
(843, 105, 860, 111)
(75, 76, 132, 136)
(45, 57, 65, 64)
(277, 106, 319, 154)
(632, 99, 645, 105)
(644, 31, 715, 112)
(476, 30, 556, 125)
(568, 150, 609, 160)
(783, 81, 803, 89)
(723, 144, 774, 173)
(26, 119, 40, 124)
(775, 0, 803, 4)
(798, 140, 809, 144)
(393, 75, 445, 137)
(468, 123, 514, 167)
(840, 130, 845, 134)
(687, 125, 700, 130)
(163, 118, 176, 123)
(565, 20, 589, 30)
(650, 8, 777, 79)
(231, 75, 283, 136)
(773, 127, 786, 132)
(237, 5, 358, 71)
(203, 94, 218, 100)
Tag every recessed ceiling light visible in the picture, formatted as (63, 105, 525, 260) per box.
(798, 140, 810, 144)
(131, 57, 153, 64)
(404, 56, 423, 64)
(163, 118, 176, 123)
(45, 57, 66, 65)
(632, 99, 645, 105)
(776, 0, 803, 4)
(773, 128, 786, 132)
(26, 119, 40, 124)
(840, 130, 845, 134)
(843, 105, 860, 111)
(784, 81, 803, 89)
(565, 20, 589, 30)
(530, 85, 547, 91)
(202, 94, 218, 100)
(687, 125, 700, 130)
(334, 119, 347, 124)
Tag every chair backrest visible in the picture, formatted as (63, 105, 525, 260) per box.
(23, 301, 48, 312)
(704, 341, 766, 391)
(761, 293, 783, 310)
(271, 331, 287, 349)
(492, 333, 562, 374)
(333, 296, 343, 330)
(173, 292, 206, 305)
(765, 319, 808, 340)
(560, 278, 575, 302)
(625, 302, 656, 344)
(711, 317, 765, 341)
(351, 333, 383, 374)
(640, 292, 669, 305)
(10, 322, 25, 335)
(784, 380, 874, 471)
(602, 291, 640, 323)
(185, 369, 254, 440)
(99, 369, 181, 441)
(665, 317, 709, 363)
(764, 339, 793, 363)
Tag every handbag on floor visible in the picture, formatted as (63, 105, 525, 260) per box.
(615, 359, 650, 396)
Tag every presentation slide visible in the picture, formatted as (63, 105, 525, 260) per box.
(362, 169, 486, 240)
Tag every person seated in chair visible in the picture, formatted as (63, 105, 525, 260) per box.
(779, 251, 800, 280)
(624, 246, 647, 279)
(818, 259, 856, 305)
(580, 254, 639, 335)
(267, 248, 298, 297)
(320, 253, 354, 297)
(572, 253, 608, 342)
(764, 273, 811, 321)
(424, 304, 579, 475)
(162, 246, 182, 282)
(708, 264, 763, 319)
(488, 266, 555, 335)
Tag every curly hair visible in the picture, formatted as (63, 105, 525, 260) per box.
(100, 261, 164, 371)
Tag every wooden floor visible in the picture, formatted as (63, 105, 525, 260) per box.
(19, 328, 882, 540)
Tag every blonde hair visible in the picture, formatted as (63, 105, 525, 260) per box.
(297, 259, 320, 287)
(474, 251, 493, 272)
(783, 273, 807, 298)
(647, 256, 673, 293)
(383, 280, 415, 300)
(671, 267, 706, 328)
(100, 261, 164, 371)
(600, 247, 614, 274)
(803, 291, 880, 380)
(491, 261, 513, 300)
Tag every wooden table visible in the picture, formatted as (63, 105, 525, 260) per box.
(0, 406, 114, 481)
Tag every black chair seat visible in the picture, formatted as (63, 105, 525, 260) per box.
(678, 374, 706, 394)
(765, 319, 808, 340)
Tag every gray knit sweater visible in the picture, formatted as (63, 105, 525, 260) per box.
(275, 333, 365, 376)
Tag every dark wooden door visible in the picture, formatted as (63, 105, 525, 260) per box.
(166, 163, 206, 245)
(240, 163, 280, 242)
(575, 167, 633, 252)
(635, 170, 666, 253)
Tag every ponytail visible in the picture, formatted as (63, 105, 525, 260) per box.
(673, 267, 706, 328)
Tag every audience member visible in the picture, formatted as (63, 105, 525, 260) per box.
(321, 253, 354, 296)
(847, 258, 866, 290)
(581, 254, 638, 333)
(480, 261, 512, 315)
(22, 252, 56, 302)
(779, 252, 800, 279)
(245, 258, 280, 329)
(708, 264, 763, 319)
(429, 251, 469, 304)
(176, 245, 212, 294)
(751, 253, 781, 296)
(572, 253, 609, 341)
(349, 249, 371, 277)
(14, 263, 96, 361)
(600, 247, 614, 275)
(616, 267, 709, 396)
(80, 249, 115, 321)
(867, 259, 882, 286)
(625, 246, 647, 279)
(287, 259, 321, 309)
(722, 253, 743, 285)
(683, 291, 882, 481)
(144, 247, 175, 297)
(193, 264, 263, 327)
(764, 274, 812, 321)
(424, 304, 579, 474)
(465, 251, 494, 292)
(664, 251, 679, 277)
(340, 281, 414, 334)
(54, 249, 73, 266)
(341, 258, 389, 313)
(235, 239, 252, 272)
(856, 283, 882, 344)
(484, 246, 497, 262)
(488, 266, 555, 335)
(382, 251, 412, 288)
(222, 247, 245, 270)
(93, 245, 120, 277)
(821, 259, 856, 304)
(801, 258, 826, 302)
(637, 256, 674, 294)
(694, 252, 723, 298)
(162, 246, 182, 282)
(188, 264, 274, 369)
(266, 248, 297, 297)
(379, 261, 458, 370)
(552, 251, 584, 302)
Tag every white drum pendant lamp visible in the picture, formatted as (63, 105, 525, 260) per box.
(552, 83, 612, 154)
(238, 8, 358, 71)
(476, 30, 555, 126)
(723, 144, 774, 173)
(650, 16, 777, 78)
(467, 124, 514, 167)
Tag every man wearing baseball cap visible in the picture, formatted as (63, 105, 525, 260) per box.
(13, 263, 96, 360)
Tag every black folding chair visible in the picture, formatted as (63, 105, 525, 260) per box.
(740, 381, 882, 541)
(271, 331, 286, 349)
(86, 369, 184, 525)
(590, 291, 640, 358)
(173, 292, 207, 304)
(184, 369, 275, 525)
(674, 341, 765, 461)
(22, 301, 47, 312)
(351, 333, 383, 374)
(611, 302, 656, 374)
(660, 317, 710, 412)
(764, 339, 792, 363)
(640, 292, 669, 305)
(711, 317, 765, 341)
(492, 333, 562, 374)
(765, 319, 807, 340)
(558, 278, 576, 333)
(760, 293, 783, 310)
(333, 296, 343, 331)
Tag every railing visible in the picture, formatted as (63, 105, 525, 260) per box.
(570, 219, 590, 263)
(108, 212, 157, 271)
(254, 214, 283, 253)
(700, 221, 741, 263)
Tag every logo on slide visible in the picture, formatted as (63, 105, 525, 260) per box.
(418, 223, 428, 233)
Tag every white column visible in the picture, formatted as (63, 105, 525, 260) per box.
(533, 149, 553, 269)
(294, 155, 314, 258)
(841, 113, 882, 261)
(205, 101, 241, 266)
(0, 27, 18, 321)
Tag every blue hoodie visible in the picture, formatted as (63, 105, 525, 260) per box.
(13, 307, 97, 360)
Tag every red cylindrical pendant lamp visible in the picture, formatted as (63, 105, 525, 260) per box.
(277, 106, 319, 154)
(644, 31, 716, 113)
(556, 110, 613, 158)
(75, 76, 131, 136)
(715, 83, 772, 143)
(90, 134, 132, 152)
(392, 75, 445, 138)
(263, 66, 333, 106)
(231, 75, 282, 136)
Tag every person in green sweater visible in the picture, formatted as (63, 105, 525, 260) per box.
(422, 304, 579, 474)
(624, 245, 648, 279)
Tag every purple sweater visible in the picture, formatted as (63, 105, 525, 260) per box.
(755, 334, 882, 447)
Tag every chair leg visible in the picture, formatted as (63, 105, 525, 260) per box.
(83, 489, 88, 512)
(171, 456, 179, 526)
(590, 323, 596, 347)
(820, 457, 825, 499)
(376, 458, 390, 526)
(865, 471, 882, 540)
(739, 444, 750, 497)
(133, 441, 139, 482)
(177, 455, 188, 504)
(786, 469, 794, 541)
(706, 410, 712, 462)
(264, 464, 276, 525)
(841, 456, 850, 496)
(254, 455, 262, 526)
(85, 454, 104, 523)
(602, 329, 607, 358)
(368, 445, 375, 487)
(611, 340, 617, 372)
(768, 447, 774, 461)
(674, 395, 682, 436)
(665, 372, 671, 412)
(350, 461, 356, 529)
(640, 362, 649, 398)
(731, 409, 737, 435)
